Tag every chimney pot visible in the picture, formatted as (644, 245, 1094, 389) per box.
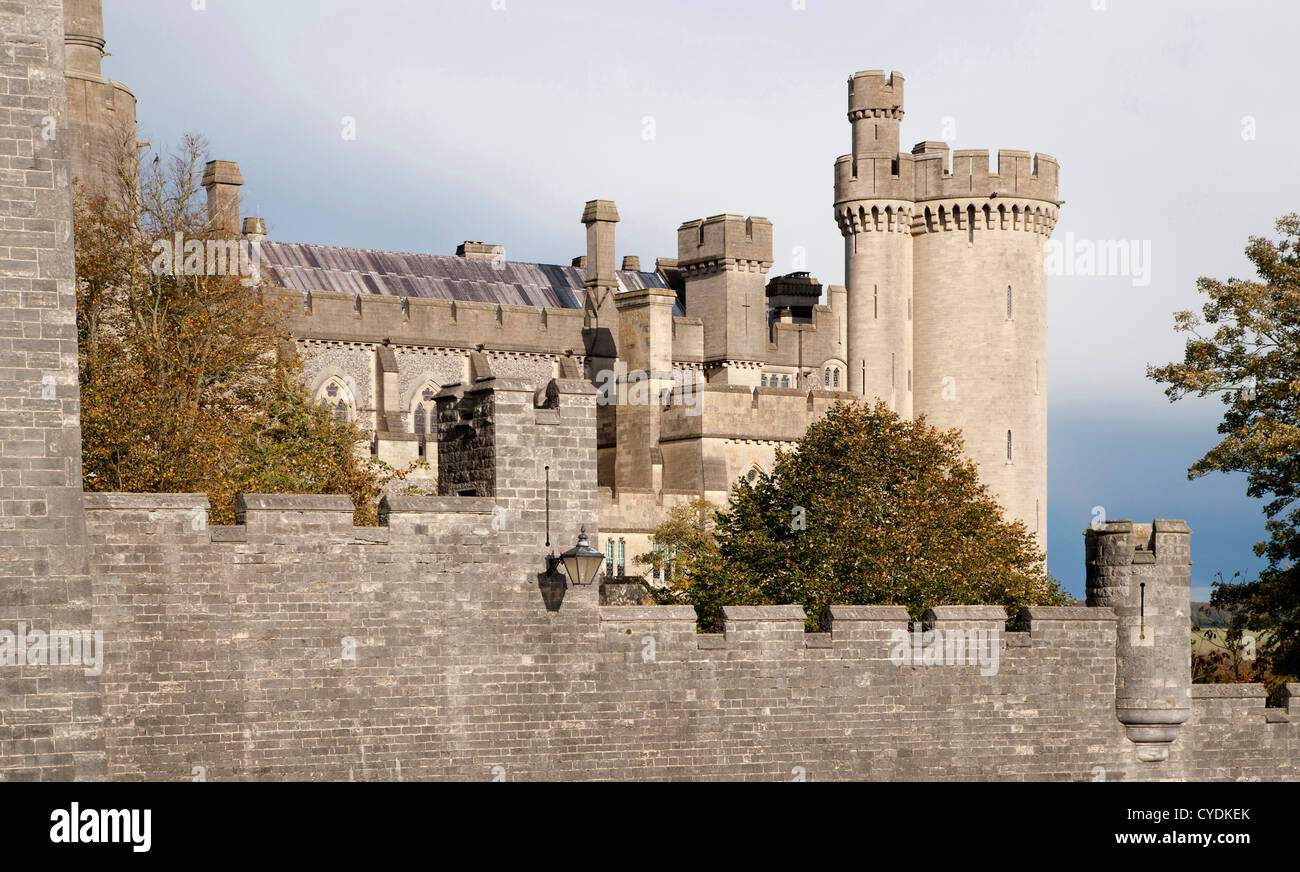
(456, 241, 505, 262)
(242, 216, 266, 242)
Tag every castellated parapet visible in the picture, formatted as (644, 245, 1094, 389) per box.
(70, 377, 1299, 780)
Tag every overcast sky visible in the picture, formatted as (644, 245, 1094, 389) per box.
(100, 0, 1299, 599)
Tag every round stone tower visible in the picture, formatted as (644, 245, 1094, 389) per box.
(833, 70, 913, 417)
(1086, 520, 1193, 763)
(909, 143, 1058, 544)
(63, 0, 137, 199)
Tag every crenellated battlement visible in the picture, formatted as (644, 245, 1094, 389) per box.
(847, 69, 904, 120)
(677, 214, 774, 271)
(833, 147, 1059, 220)
(913, 147, 1059, 205)
(659, 385, 856, 445)
(271, 286, 589, 356)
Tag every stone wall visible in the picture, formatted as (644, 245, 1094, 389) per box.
(0, 0, 104, 780)
(70, 379, 1300, 781)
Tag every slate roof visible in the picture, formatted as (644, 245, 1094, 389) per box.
(260, 241, 683, 315)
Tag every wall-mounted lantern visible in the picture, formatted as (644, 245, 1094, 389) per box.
(549, 526, 605, 586)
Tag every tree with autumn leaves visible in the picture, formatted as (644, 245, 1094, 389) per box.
(73, 133, 422, 524)
(1149, 213, 1300, 678)
(648, 401, 1069, 631)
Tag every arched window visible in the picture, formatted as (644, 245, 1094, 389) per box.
(781, 375, 790, 388)
(761, 374, 768, 387)
(823, 368, 831, 388)
(967, 204, 975, 243)
(315, 377, 355, 424)
(833, 368, 840, 388)
(410, 384, 438, 454)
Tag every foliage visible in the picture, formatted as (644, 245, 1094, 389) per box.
(1191, 575, 1286, 705)
(650, 401, 1069, 631)
(1148, 214, 1300, 678)
(73, 133, 423, 524)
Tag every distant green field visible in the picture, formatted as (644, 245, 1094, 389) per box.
(1191, 628, 1273, 657)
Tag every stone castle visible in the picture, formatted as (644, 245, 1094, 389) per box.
(2, 0, 1296, 781)
(61, 0, 1057, 576)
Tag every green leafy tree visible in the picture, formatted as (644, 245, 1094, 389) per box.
(635, 497, 722, 598)
(1148, 213, 1300, 677)
(653, 401, 1069, 631)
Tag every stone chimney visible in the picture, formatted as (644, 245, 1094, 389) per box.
(242, 216, 266, 242)
(621, 255, 641, 272)
(456, 241, 505, 263)
(581, 199, 619, 292)
(202, 160, 243, 236)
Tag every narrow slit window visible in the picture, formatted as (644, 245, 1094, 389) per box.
(1007, 430, 1013, 463)
(874, 284, 878, 319)
(1006, 285, 1013, 320)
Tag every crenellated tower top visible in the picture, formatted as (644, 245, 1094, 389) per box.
(848, 70, 904, 157)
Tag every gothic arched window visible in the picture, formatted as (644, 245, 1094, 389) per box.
(315, 377, 355, 425)
(410, 384, 439, 455)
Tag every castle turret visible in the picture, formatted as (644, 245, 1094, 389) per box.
(834, 71, 913, 416)
(1085, 520, 1193, 763)
(834, 69, 1058, 544)
(678, 214, 772, 386)
(63, 0, 137, 199)
(909, 145, 1058, 544)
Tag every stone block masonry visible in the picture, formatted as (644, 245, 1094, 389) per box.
(74, 377, 1297, 781)
(0, 0, 103, 781)
(1, 1, 1295, 781)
